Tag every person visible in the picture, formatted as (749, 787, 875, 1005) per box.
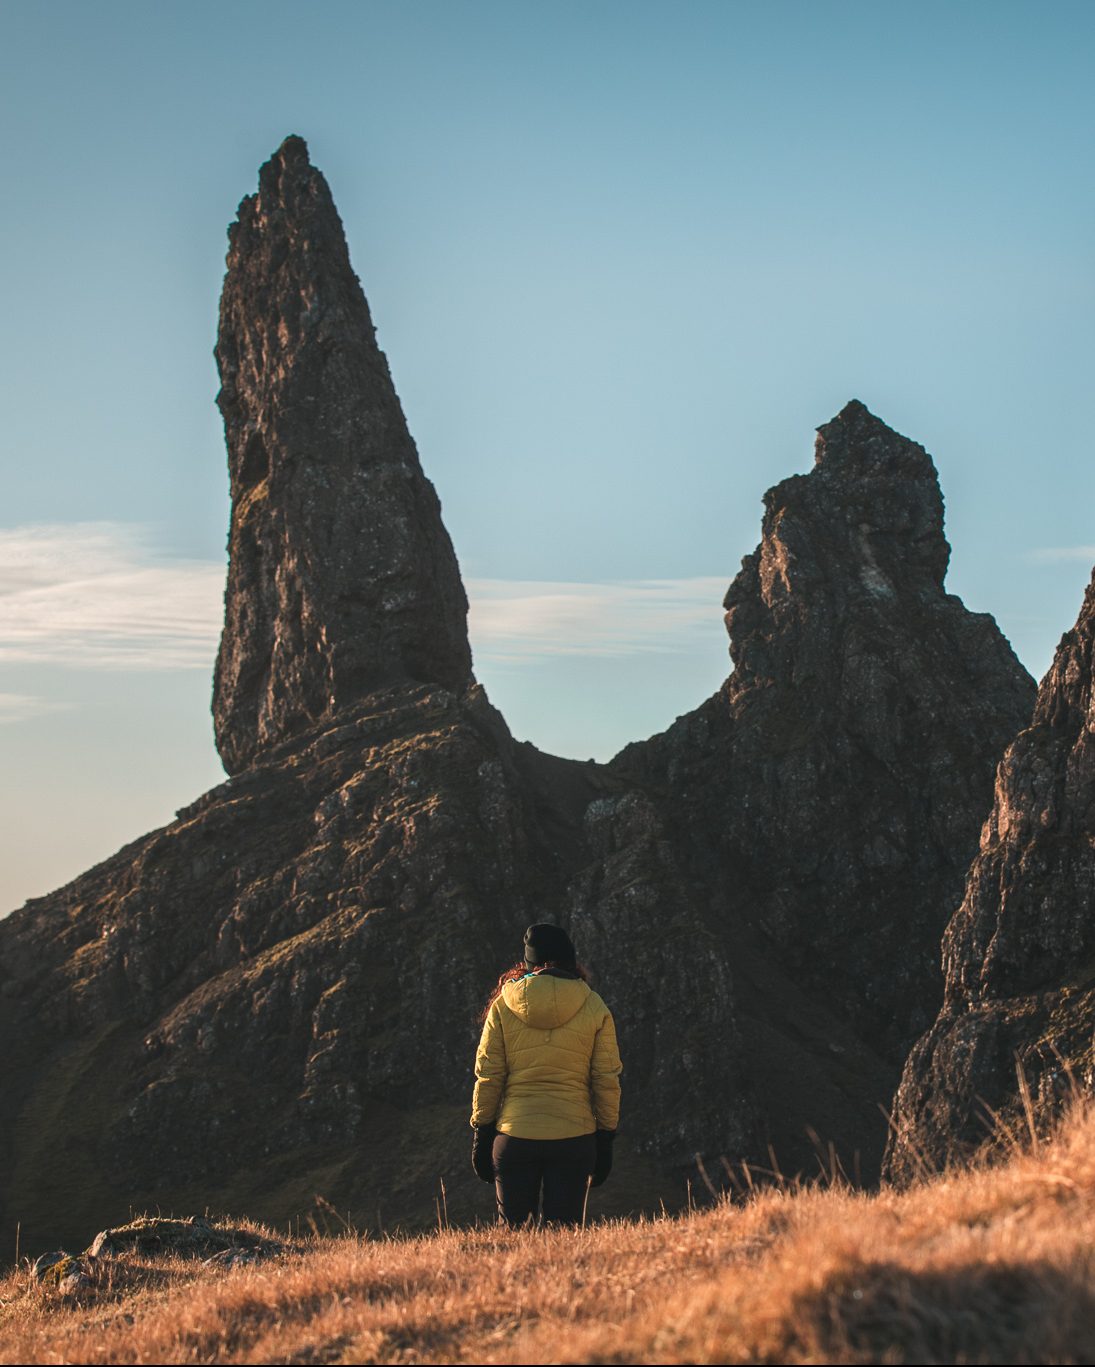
(469, 923, 622, 1227)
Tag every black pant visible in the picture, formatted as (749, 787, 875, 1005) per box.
(492, 1133, 596, 1227)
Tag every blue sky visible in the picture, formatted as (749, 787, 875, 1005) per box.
(2, 0, 1093, 910)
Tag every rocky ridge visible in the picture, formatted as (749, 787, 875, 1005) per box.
(886, 568, 1095, 1181)
(0, 138, 1037, 1248)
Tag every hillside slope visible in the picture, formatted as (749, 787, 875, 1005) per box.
(4, 1106, 1095, 1364)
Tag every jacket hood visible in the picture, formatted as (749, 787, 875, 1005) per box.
(501, 973, 590, 1028)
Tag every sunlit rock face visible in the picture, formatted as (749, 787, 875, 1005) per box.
(887, 568, 1095, 1182)
(214, 135, 472, 775)
(616, 402, 1036, 1110)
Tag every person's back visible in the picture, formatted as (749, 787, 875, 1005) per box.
(470, 924, 622, 1226)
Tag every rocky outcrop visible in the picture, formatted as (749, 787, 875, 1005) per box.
(214, 135, 471, 774)
(0, 141, 1039, 1251)
(0, 139, 751, 1249)
(29, 1216, 286, 1302)
(886, 569, 1095, 1181)
(617, 401, 1036, 1067)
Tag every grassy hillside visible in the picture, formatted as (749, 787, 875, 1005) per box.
(4, 1105, 1095, 1364)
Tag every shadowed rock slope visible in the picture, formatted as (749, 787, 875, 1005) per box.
(0, 139, 1034, 1250)
(887, 567, 1095, 1182)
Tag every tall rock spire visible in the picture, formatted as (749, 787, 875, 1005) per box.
(213, 135, 472, 774)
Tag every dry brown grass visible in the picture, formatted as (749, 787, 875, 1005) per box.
(5, 1107, 1095, 1364)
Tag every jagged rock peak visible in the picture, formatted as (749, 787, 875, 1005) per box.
(724, 401, 953, 675)
(213, 135, 472, 774)
(660, 402, 1038, 1066)
(814, 398, 927, 473)
(811, 400, 949, 582)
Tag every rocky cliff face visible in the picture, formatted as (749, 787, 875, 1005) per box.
(0, 139, 1038, 1250)
(886, 569, 1095, 1181)
(213, 135, 471, 774)
(618, 401, 1036, 1065)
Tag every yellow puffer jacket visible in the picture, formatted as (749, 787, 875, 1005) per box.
(471, 971, 622, 1139)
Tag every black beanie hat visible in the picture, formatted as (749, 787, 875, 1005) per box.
(523, 923, 577, 968)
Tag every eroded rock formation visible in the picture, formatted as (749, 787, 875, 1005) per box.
(0, 139, 1037, 1249)
(214, 135, 471, 774)
(0, 139, 750, 1248)
(886, 569, 1095, 1181)
(619, 401, 1035, 1063)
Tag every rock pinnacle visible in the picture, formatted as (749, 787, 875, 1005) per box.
(213, 136, 472, 774)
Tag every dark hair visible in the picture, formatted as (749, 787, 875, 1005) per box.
(479, 959, 590, 1024)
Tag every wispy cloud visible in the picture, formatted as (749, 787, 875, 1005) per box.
(0, 523, 224, 669)
(1026, 546, 1095, 564)
(0, 692, 66, 724)
(0, 523, 730, 672)
(467, 577, 729, 663)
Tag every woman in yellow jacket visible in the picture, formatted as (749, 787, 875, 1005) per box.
(470, 923, 622, 1226)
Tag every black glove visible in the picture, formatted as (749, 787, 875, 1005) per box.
(591, 1129, 615, 1187)
(471, 1124, 497, 1183)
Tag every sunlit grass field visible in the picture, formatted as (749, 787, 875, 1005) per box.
(4, 1105, 1095, 1364)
